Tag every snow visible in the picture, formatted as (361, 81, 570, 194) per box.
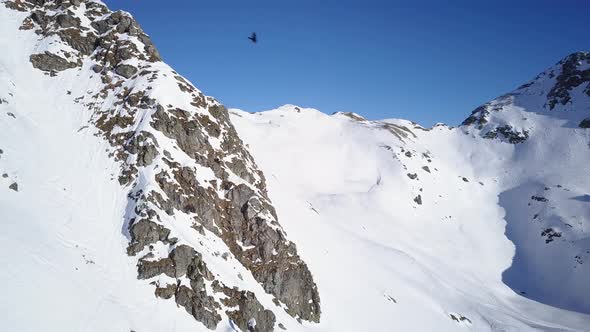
(1, 1, 589, 331)
(230, 104, 590, 331)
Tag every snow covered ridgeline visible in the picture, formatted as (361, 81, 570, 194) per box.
(230, 74, 590, 330)
(0, 0, 319, 330)
(463, 51, 590, 142)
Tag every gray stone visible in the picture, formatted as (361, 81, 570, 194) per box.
(137, 257, 175, 279)
(175, 285, 221, 329)
(414, 195, 422, 205)
(170, 245, 197, 277)
(30, 52, 78, 72)
(579, 118, 590, 128)
(222, 288, 276, 332)
(9, 182, 18, 192)
(115, 64, 138, 78)
(127, 219, 171, 255)
(55, 12, 80, 28)
(154, 284, 176, 299)
(91, 64, 103, 73)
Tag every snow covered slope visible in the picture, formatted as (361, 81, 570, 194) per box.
(230, 55, 590, 331)
(0, 1, 319, 331)
(1, 0, 589, 331)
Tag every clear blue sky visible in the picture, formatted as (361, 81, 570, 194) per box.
(103, 0, 588, 126)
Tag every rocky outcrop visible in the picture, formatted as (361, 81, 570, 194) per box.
(483, 125, 529, 144)
(462, 95, 514, 129)
(8, 0, 160, 76)
(580, 118, 590, 128)
(3, 0, 321, 328)
(114, 64, 138, 79)
(547, 52, 590, 110)
(414, 195, 422, 205)
(29, 52, 78, 73)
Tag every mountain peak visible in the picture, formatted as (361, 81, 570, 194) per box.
(8, 0, 160, 76)
(0, 1, 320, 330)
(462, 51, 590, 143)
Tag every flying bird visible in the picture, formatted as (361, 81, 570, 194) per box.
(248, 32, 257, 43)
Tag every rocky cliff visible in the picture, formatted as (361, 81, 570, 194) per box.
(1, 0, 319, 330)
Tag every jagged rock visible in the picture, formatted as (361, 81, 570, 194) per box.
(91, 11, 161, 62)
(137, 257, 175, 279)
(224, 184, 321, 322)
(462, 105, 489, 127)
(414, 195, 422, 205)
(450, 313, 472, 324)
(531, 195, 548, 202)
(547, 52, 590, 109)
(170, 245, 203, 278)
(175, 285, 221, 329)
(579, 118, 590, 128)
(123, 132, 158, 167)
(30, 52, 78, 72)
(483, 125, 529, 144)
(127, 219, 171, 255)
(251, 258, 321, 323)
(220, 287, 276, 332)
(541, 228, 562, 243)
(154, 284, 176, 299)
(55, 12, 80, 28)
(422, 166, 431, 173)
(407, 173, 418, 180)
(115, 64, 138, 79)
(9, 182, 18, 192)
(56, 29, 98, 56)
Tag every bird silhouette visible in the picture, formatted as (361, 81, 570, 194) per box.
(248, 32, 257, 43)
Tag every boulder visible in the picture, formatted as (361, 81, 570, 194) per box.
(29, 52, 78, 72)
(115, 64, 138, 78)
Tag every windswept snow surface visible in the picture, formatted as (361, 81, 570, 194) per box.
(230, 105, 590, 331)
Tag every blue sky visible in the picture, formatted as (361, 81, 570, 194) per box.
(103, 0, 588, 126)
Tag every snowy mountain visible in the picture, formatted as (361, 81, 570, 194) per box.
(1, 1, 589, 331)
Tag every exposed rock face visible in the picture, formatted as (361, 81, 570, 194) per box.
(463, 52, 590, 142)
(3, 0, 320, 329)
(413, 194, 422, 205)
(462, 94, 514, 129)
(115, 64, 138, 79)
(547, 52, 590, 110)
(11, 0, 160, 76)
(214, 283, 277, 332)
(30, 51, 78, 72)
(483, 125, 529, 144)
